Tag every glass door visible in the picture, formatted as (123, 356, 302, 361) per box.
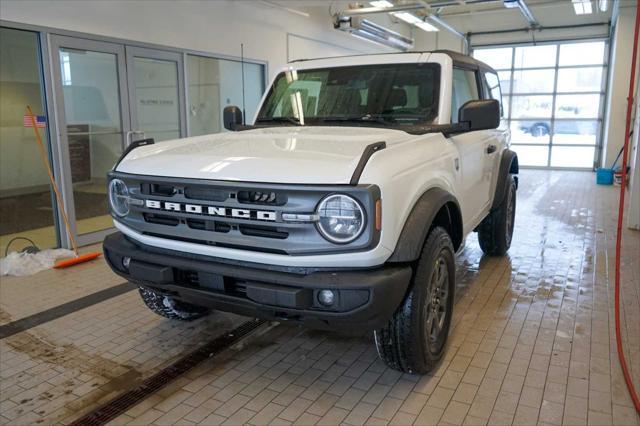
(0, 27, 59, 250)
(50, 35, 130, 245)
(126, 47, 186, 142)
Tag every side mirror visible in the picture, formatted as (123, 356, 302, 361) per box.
(223, 106, 243, 131)
(458, 99, 500, 131)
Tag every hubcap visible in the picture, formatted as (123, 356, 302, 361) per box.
(425, 255, 449, 344)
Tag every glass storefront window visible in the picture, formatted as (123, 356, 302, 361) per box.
(0, 27, 58, 249)
(188, 54, 265, 136)
(131, 56, 181, 141)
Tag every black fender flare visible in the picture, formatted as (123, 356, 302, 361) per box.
(387, 188, 463, 263)
(491, 149, 519, 211)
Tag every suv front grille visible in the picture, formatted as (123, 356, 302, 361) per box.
(143, 213, 179, 226)
(237, 190, 287, 206)
(111, 174, 378, 256)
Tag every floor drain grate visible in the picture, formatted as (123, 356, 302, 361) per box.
(70, 318, 267, 426)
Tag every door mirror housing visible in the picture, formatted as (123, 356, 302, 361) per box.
(458, 99, 500, 131)
(223, 106, 243, 131)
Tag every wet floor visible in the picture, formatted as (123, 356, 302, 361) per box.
(0, 170, 638, 425)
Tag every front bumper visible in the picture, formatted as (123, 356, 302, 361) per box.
(103, 232, 412, 330)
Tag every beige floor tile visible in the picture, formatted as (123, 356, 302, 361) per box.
(2, 170, 639, 426)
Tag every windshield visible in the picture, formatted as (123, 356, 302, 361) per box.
(256, 63, 440, 127)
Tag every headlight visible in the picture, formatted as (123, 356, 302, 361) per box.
(109, 179, 130, 217)
(316, 194, 365, 244)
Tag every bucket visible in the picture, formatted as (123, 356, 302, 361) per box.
(596, 168, 614, 185)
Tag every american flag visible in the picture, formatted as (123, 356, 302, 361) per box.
(23, 115, 46, 128)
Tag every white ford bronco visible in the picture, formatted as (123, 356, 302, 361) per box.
(104, 50, 518, 374)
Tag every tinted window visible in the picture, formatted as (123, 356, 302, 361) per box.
(258, 64, 440, 126)
(451, 68, 479, 123)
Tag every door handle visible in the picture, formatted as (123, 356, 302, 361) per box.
(486, 144, 497, 154)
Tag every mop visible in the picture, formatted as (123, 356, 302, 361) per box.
(25, 106, 101, 268)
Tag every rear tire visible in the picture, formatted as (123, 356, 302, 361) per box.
(374, 227, 455, 374)
(138, 286, 210, 321)
(478, 175, 516, 256)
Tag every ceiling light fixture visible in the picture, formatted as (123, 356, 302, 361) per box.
(369, 0, 394, 8)
(598, 0, 608, 12)
(572, 0, 593, 15)
(393, 11, 439, 32)
(334, 16, 414, 50)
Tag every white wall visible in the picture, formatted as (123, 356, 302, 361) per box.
(602, 2, 639, 168)
(0, 1, 404, 79)
(0, 1, 469, 73)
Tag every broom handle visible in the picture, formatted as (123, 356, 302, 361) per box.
(26, 106, 79, 255)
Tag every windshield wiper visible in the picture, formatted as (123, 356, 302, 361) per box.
(256, 117, 301, 125)
(319, 114, 396, 126)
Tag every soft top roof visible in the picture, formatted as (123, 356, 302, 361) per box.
(288, 49, 496, 74)
(433, 50, 495, 73)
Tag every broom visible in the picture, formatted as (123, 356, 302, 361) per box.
(26, 106, 101, 268)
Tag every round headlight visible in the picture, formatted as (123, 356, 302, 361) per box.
(316, 194, 365, 244)
(109, 179, 130, 217)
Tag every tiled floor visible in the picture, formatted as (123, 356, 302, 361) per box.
(0, 170, 639, 426)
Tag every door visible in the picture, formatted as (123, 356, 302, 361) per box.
(50, 35, 130, 246)
(126, 47, 186, 142)
(449, 67, 494, 228)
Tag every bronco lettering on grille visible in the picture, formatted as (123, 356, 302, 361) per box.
(145, 200, 277, 221)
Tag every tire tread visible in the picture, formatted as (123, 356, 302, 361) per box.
(138, 287, 210, 321)
(375, 227, 455, 374)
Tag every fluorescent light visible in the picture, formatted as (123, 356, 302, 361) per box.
(369, 0, 394, 7)
(416, 21, 439, 32)
(572, 0, 593, 15)
(335, 16, 414, 51)
(393, 11, 423, 25)
(393, 11, 439, 32)
(598, 0, 608, 12)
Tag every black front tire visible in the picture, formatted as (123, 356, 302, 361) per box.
(374, 227, 455, 374)
(138, 286, 210, 321)
(478, 175, 517, 256)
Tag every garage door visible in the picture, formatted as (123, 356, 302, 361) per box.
(473, 40, 608, 169)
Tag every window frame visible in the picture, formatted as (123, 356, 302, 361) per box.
(450, 66, 482, 124)
(256, 63, 442, 126)
(472, 38, 610, 170)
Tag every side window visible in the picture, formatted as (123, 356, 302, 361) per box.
(484, 71, 503, 117)
(451, 68, 479, 123)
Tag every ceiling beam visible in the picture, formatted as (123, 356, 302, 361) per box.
(504, 0, 539, 27)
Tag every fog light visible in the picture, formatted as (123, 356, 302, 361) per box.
(122, 257, 131, 270)
(318, 289, 335, 306)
